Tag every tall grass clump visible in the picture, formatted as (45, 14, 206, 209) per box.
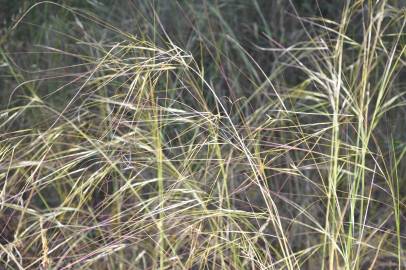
(0, 1, 405, 269)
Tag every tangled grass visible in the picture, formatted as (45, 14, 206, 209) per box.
(0, 1, 405, 269)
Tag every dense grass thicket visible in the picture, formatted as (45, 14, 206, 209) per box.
(0, 1, 405, 269)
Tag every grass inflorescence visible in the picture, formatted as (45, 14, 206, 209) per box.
(0, 1, 405, 269)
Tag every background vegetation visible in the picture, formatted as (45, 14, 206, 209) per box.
(0, 0, 405, 269)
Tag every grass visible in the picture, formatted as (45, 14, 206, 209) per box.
(0, 0, 405, 269)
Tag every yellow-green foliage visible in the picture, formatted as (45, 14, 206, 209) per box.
(0, 1, 405, 269)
